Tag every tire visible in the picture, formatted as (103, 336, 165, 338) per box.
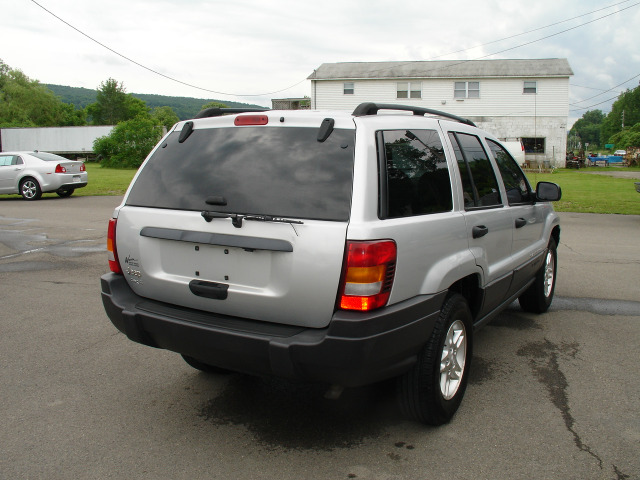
(181, 354, 232, 374)
(397, 293, 473, 425)
(20, 178, 42, 200)
(518, 237, 557, 314)
(56, 188, 75, 198)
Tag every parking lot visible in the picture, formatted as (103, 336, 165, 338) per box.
(1, 196, 638, 480)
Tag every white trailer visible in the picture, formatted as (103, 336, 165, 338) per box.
(0, 125, 114, 158)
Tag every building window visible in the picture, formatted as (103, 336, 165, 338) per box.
(522, 137, 545, 154)
(454, 81, 480, 99)
(344, 82, 354, 95)
(397, 82, 422, 99)
(523, 81, 537, 94)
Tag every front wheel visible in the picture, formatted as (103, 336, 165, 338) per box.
(519, 237, 557, 313)
(397, 293, 473, 425)
(20, 178, 42, 200)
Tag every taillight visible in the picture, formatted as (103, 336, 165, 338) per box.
(107, 219, 122, 274)
(234, 115, 268, 126)
(80, 162, 86, 172)
(55, 164, 66, 173)
(339, 240, 397, 312)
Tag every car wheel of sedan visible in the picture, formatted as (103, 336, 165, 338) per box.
(397, 293, 473, 425)
(56, 188, 75, 198)
(518, 237, 557, 313)
(20, 178, 42, 200)
(181, 354, 232, 374)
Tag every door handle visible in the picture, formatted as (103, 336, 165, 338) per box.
(515, 217, 527, 228)
(472, 225, 489, 239)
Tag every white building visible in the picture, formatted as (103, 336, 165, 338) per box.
(308, 59, 573, 166)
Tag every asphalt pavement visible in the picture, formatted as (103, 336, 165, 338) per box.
(0, 195, 638, 480)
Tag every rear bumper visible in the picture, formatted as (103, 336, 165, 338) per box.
(101, 273, 444, 387)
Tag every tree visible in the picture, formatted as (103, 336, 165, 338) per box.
(0, 59, 85, 127)
(200, 101, 228, 110)
(94, 116, 162, 168)
(86, 78, 150, 125)
(609, 123, 640, 150)
(151, 106, 180, 130)
(569, 110, 604, 148)
(601, 86, 640, 144)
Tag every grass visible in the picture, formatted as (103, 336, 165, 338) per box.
(525, 168, 640, 215)
(40, 163, 640, 215)
(69, 163, 137, 197)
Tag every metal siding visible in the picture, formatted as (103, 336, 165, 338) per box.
(312, 76, 569, 165)
(0, 126, 115, 153)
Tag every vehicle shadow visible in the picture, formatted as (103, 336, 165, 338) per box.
(197, 374, 406, 451)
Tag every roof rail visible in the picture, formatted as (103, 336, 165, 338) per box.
(352, 103, 476, 127)
(193, 107, 270, 119)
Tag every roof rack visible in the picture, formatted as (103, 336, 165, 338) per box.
(352, 102, 476, 127)
(193, 107, 270, 119)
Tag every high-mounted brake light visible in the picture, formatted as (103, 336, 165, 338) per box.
(55, 164, 66, 173)
(107, 218, 122, 274)
(234, 115, 268, 126)
(339, 240, 396, 312)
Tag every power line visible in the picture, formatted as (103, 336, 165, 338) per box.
(29, 0, 307, 97)
(569, 94, 621, 112)
(30, 0, 639, 98)
(426, 0, 637, 61)
(570, 72, 640, 105)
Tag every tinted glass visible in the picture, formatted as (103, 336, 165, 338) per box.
(30, 152, 71, 162)
(449, 132, 502, 208)
(487, 139, 534, 204)
(126, 127, 355, 221)
(381, 129, 452, 217)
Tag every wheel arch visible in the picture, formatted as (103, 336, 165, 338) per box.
(447, 274, 483, 321)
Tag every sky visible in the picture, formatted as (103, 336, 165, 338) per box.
(3, 0, 640, 126)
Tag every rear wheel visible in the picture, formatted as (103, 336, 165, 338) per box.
(397, 293, 473, 425)
(20, 178, 42, 200)
(56, 188, 75, 198)
(519, 237, 557, 313)
(181, 354, 232, 374)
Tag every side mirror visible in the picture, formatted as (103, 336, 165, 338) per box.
(536, 181, 562, 202)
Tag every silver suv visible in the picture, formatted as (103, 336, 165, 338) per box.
(101, 103, 561, 425)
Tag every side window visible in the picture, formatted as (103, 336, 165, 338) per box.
(448, 132, 502, 209)
(486, 139, 534, 204)
(379, 129, 452, 218)
(0, 155, 14, 166)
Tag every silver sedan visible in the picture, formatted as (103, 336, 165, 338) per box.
(0, 151, 88, 200)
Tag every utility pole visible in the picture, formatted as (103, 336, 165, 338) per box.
(622, 110, 625, 129)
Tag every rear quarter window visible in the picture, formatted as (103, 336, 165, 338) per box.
(378, 129, 452, 218)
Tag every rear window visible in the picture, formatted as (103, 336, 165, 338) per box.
(31, 152, 71, 162)
(126, 126, 355, 221)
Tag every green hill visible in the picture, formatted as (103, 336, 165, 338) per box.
(46, 84, 266, 120)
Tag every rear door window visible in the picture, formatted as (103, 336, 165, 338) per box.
(126, 126, 355, 221)
(378, 129, 452, 218)
(448, 132, 502, 209)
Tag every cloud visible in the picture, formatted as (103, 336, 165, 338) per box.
(3, 0, 639, 115)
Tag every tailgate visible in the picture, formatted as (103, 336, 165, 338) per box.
(115, 207, 348, 329)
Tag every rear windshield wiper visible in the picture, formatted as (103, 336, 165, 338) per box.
(201, 210, 303, 229)
(244, 215, 303, 225)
